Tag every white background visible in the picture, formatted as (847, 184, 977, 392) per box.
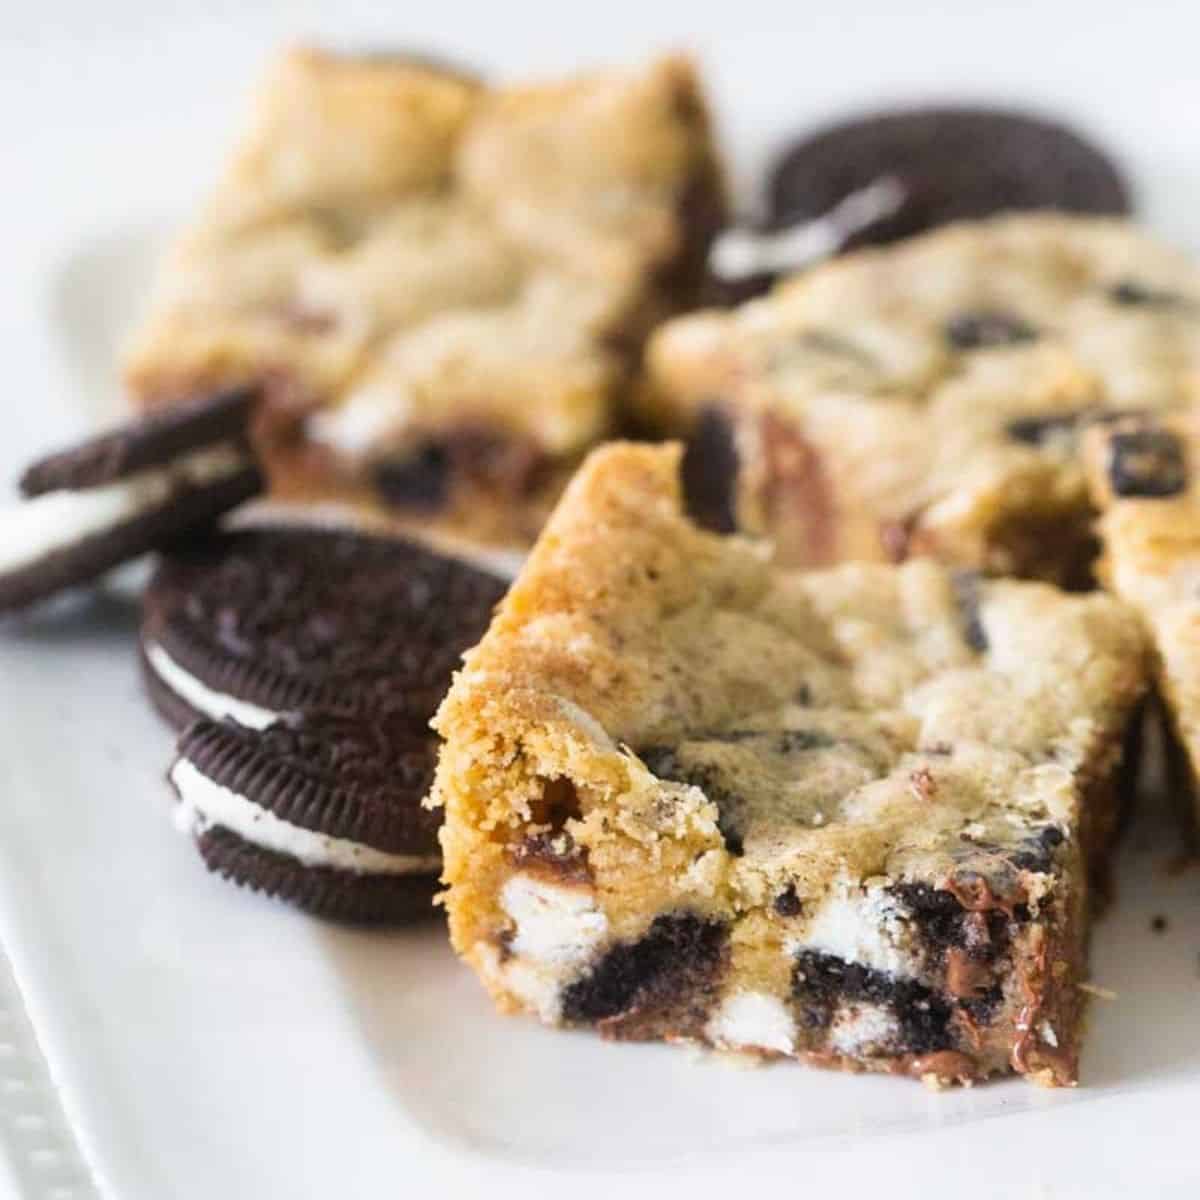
(2, 3, 1200, 1197)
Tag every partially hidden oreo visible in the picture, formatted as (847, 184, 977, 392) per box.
(140, 526, 508, 732)
(768, 107, 1130, 247)
(0, 388, 263, 614)
(706, 107, 1130, 303)
(171, 713, 442, 924)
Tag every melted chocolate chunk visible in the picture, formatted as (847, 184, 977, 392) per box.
(951, 569, 988, 653)
(1108, 428, 1188, 498)
(681, 407, 739, 534)
(793, 950, 955, 1055)
(374, 445, 451, 510)
(945, 311, 1037, 351)
(561, 914, 726, 1024)
(1108, 279, 1188, 309)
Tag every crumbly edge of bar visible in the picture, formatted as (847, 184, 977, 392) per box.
(432, 443, 1146, 1084)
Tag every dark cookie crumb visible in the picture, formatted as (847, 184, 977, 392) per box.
(773, 886, 803, 917)
(1107, 429, 1188, 498)
(1005, 411, 1089, 447)
(1151, 915, 1168, 934)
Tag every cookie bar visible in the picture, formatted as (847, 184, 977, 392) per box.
(645, 214, 1200, 583)
(124, 47, 725, 550)
(1084, 412, 1200, 832)
(432, 443, 1147, 1085)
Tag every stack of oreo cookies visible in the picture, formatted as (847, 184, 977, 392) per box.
(0, 393, 507, 924)
(141, 527, 506, 923)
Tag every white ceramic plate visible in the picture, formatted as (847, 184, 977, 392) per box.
(3, 4, 1200, 1197)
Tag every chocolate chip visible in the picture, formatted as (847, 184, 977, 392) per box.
(773, 886, 803, 917)
(1108, 279, 1187, 309)
(560, 913, 726, 1024)
(952, 569, 988, 653)
(374, 444, 450, 510)
(1108, 429, 1188, 498)
(682, 406, 739, 534)
(945, 311, 1038, 350)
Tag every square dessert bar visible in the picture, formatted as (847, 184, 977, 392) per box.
(1084, 412, 1200, 831)
(123, 47, 724, 549)
(432, 443, 1147, 1086)
(644, 214, 1200, 584)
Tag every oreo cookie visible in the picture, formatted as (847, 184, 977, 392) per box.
(170, 712, 442, 924)
(140, 526, 507, 731)
(706, 107, 1129, 301)
(0, 388, 263, 614)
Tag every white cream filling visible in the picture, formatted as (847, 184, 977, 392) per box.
(170, 758, 439, 875)
(828, 1005, 901, 1056)
(501, 874, 608, 967)
(144, 640, 278, 730)
(792, 880, 917, 979)
(0, 443, 249, 575)
(494, 873, 609, 1023)
(706, 991, 796, 1055)
(307, 387, 412, 460)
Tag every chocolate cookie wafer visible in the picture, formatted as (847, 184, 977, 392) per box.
(705, 106, 1129, 302)
(0, 388, 263, 614)
(140, 526, 507, 731)
(171, 712, 442, 923)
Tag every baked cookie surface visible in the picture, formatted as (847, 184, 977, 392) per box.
(646, 214, 1200, 583)
(432, 443, 1147, 1085)
(1084, 412, 1200, 832)
(124, 46, 725, 551)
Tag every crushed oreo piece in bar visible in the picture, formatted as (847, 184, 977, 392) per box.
(374, 444, 451, 510)
(681, 406, 739, 534)
(945, 311, 1038, 351)
(640, 745, 746, 855)
(1108, 429, 1188, 498)
(561, 913, 726, 1023)
(773, 886, 803, 917)
(952, 569, 988, 652)
(1005, 410, 1091, 447)
(1108, 279, 1189, 309)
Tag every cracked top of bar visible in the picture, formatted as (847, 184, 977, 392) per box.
(644, 214, 1200, 574)
(434, 442, 1146, 948)
(123, 46, 723, 462)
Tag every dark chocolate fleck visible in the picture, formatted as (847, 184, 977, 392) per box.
(1108, 428, 1188, 498)
(1005, 411, 1090, 447)
(1108, 279, 1188, 309)
(374, 444, 451, 510)
(561, 913, 726, 1024)
(1151, 915, 1168, 934)
(945, 311, 1037, 350)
